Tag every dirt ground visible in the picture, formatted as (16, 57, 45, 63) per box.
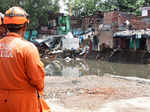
(44, 74, 150, 112)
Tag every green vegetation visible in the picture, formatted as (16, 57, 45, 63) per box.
(68, 0, 145, 16)
(0, 0, 149, 29)
(0, 0, 59, 29)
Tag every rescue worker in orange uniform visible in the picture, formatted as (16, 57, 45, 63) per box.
(0, 6, 45, 112)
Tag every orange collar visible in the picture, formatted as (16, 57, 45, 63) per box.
(6, 32, 23, 39)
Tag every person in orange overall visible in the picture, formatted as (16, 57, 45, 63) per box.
(0, 6, 45, 112)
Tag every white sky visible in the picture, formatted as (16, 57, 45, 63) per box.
(59, 0, 69, 14)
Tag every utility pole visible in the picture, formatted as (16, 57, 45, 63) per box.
(70, 3, 72, 16)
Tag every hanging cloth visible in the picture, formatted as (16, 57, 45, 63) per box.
(136, 39, 140, 49)
(130, 38, 134, 49)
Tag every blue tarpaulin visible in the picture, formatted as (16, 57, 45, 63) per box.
(25, 30, 38, 41)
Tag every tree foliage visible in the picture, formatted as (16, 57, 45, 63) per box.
(0, 0, 60, 29)
(67, 0, 101, 17)
(104, 0, 145, 14)
(0, 0, 148, 29)
(68, 0, 145, 17)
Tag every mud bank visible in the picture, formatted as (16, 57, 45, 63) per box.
(44, 74, 150, 112)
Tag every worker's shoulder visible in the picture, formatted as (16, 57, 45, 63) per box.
(14, 38, 37, 50)
(22, 39, 37, 49)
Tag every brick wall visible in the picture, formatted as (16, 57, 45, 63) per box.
(99, 31, 114, 48)
(104, 11, 150, 31)
(130, 19, 147, 29)
(104, 12, 114, 24)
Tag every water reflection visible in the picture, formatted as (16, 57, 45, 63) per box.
(42, 58, 150, 79)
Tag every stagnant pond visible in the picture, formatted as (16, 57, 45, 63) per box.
(42, 58, 150, 79)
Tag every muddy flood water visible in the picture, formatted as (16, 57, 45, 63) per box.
(42, 58, 150, 112)
(42, 58, 150, 79)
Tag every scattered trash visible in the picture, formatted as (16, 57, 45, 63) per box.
(64, 57, 72, 62)
(44, 59, 89, 77)
(78, 88, 116, 96)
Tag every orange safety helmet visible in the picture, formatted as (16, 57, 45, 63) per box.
(4, 6, 29, 25)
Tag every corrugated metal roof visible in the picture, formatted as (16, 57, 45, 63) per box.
(113, 29, 150, 38)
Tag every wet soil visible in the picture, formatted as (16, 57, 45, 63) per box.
(44, 74, 150, 112)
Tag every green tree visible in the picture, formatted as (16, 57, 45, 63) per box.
(67, 0, 102, 17)
(104, 0, 145, 13)
(0, 0, 60, 29)
(144, 0, 150, 6)
(68, 0, 145, 16)
(0, 0, 19, 12)
(21, 0, 60, 29)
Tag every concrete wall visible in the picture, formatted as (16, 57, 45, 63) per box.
(98, 31, 114, 48)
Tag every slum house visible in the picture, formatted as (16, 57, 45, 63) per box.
(39, 12, 63, 35)
(76, 11, 103, 51)
(81, 11, 103, 34)
(70, 16, 82, 31)
(36, 11, 104, 58)
(25, 12, 61, 43)
(98, 11, 118, 49)
(96, 9, 150, 63)
(113, 12, 144, 50)
(39, 12, 71, 35)
(99, 8, 150, 51)
(113, 7, 150, 52)
(99, 11, 139, 49)
(71, 11, 103, 36)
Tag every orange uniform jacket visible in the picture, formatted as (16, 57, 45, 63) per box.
(0, 32, 45, 112)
